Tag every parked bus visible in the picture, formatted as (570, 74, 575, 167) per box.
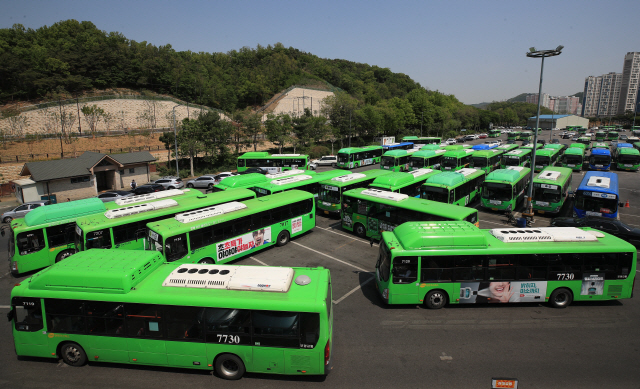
(533, 148, 561, 172)
(440, 149, 474, 171)
(74, 189, 257, 254)
(374, 221, 636, 308)
(496, 144, 519, 153)
(420, 144, 442, 151)
(8, 250, 333, 380)
(615, 147, 640, 171)
(532, 167, 573, 214)
(489, 129, 501, 138)
(369, 169, 441, 198)
(249, 170, 346, 198)
(237, 152, 310, 173)
(577, 136, 592, 148)
(443, 144, 471, 151)
(402, 136, 441, 145)
(522, 143, 543, 151)
(380, 150, 411, 172)
(577, 127, 588, 135)
(480, 167, 530, 211)
(595, 131, 607, 142)
(592, 142, 608, 150)
(520, 131, 533, 141)
(382, 142, 414, 152)
(607, 131, 619, 141)
(6, 190, 199, 276)
(211, 170, 311, 192)
(570, 143, 587, 151)
(470, 149, 504, 174)
(544, 143, 567, 155)
(335, 145, 383, 169)
(562, 147, 585, 171)
(507, 131, 521, 141)
(501, 149, 531, 168)
(573, 171, 621, 219)
(340, 188, 479, 240)
(316, 170, 392, 216)
(146, 191, 315, 264)
(588, 148, 612, 171)
(420, 168, 486, 206)
(408, 149, 445, 170)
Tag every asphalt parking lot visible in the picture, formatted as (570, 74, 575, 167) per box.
(1, 132, 639, 388)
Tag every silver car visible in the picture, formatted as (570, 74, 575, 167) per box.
(154, 177, 184, 189)
(186, 172, 237, 189)
(95, 190, 134, 203)
(1, 200, 49, 223)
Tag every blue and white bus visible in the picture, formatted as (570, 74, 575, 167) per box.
(573, 171, 622, 219)
(588, 148, 612, 171)
(382, 142, 415, 152)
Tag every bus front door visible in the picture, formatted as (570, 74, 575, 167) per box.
(10, 297, 47, 357)
(388, 257, 419, 304)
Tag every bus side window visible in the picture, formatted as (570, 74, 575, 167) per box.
(165, 306, 204, 341)
(392, 256, 418, 284)
(17, 229, 46, 255)
(11, 297, 43, 332)
(165, 234, 188, 262)
(85, 301, 125, 335)
(237, 159, 245, 167)
(251, 310, 299, 348)
(421, 256, 454, 282)
(453, 255, 483, 281)
(449, 190, 455, 204)
(46, 222, 75, 248)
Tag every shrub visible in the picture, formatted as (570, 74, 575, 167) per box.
(309, 145, 331, 158)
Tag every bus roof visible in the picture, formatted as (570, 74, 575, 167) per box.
(21, 197, 107, 228)
(238, 152, 307, 159)
(577, 171, 618, 193)
(569, 143, 586, 150)
(411, 149, 445, 157)
(318, 169, 391, 187)
(485, 167, 530, 183)
(420, 144, 442, 151)
(615, 143, 633, 149)
(215, 170, 311, 190)
(424, 168, 484, 187)
(543, 144, 565, 151)
(496, 144, 519, 151)
(472, 149, 503, 157)
(443, 149, 474, 157)
(382, 150, 409, 157)
(252, 170, 345, 192)
(591, 148, 611, 156)
(504, 149, 531, 156)
(22, 250, 328, 310)
(370, 169, 441, 189)
(564, 147, 584, 155)
(338, 145, 383, 154)
(384, 221, 630, 252)
(536, 148, 559, 157)
(618, 147, 640, 155)
(534, 167, 572, 184)
(76, 189, 256, 231)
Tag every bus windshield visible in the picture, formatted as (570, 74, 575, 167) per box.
(504, 156, 521, 166)
(619, 155, 640, 164)
(421, 186, 449, 202)
(318, 186, 340, 203)
(74, 227, 83, 252)
(575, 191, 618, 215)
(590, 155, 611, 165)
(380, 156, 395, 167)
(8, 227, 15, 258)
(409, 157, 425, 169)
(536, 156, 551, 166)
(533, 183, 561, 203)
(564, 155, 582, 164)
(482, 182, 512, 201)
(471, 157, 488, 168)
(337, 153, 349, 164)
(376, 243, 391, 283)
(147, 231, 163, 252)
(441, 157, 458, 169)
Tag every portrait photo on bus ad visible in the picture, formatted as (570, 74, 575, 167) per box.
(459, 281, 547, 303)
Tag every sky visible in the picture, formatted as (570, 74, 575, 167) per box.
(3, 0, 640, 105)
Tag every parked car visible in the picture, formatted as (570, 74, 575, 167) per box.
(550, 216, 640, 246)
(237, 167, 270, 175)
(186, 172, 237, 189)
(506, 139, 517, 144)
(562, 133, 572, 139)
(521, 140, 531, 146)
(1, 200, 49, 223)
(552, 138, 560, 144)
(619, 134, 629, 141)
(463, 135, 477, 141)
(627, 136, 639, 142)
(536, 139, 546, 146)
(131, 184, 165, 195)
(478, 133, 488, 139)
(95, 190, 134, 203)
(445, 138, 457, 145)
(309, 155, 337, 170)
(154, 176, 184, 190)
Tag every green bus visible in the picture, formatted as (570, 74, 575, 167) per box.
(316, 170, 392, 216)
(374, 221, 636, 308)
(532, 167, 573, 214)
(595, 131, 607, 142)
(211, 170, 311, 192)
(420, 144, 442, 151)
(440, 149, 474, 171)
(633, 142, 640, 151)
(146, 191, 315, 264)
(570, 142, 587, 151)
(615, 147, 640, 171)
(470, 149, 504, 174)
(369, 169, 442, 197)
(420, 168, 486, 206)
(443, 144, 472, 151)
(520, 131, 533, 141)
(402, 136, 441, 145)
(340, 188, 479, 240)
(508, 131, 521, 141)
(562, 147, 585, 171)
(577, 136, 592, 148)
(522, 143, 543, 151)
(544, 143, 567, 155)
(480, 166, 530, 211)
(501, 149, 531, 168)
(496, 144, 519, 153)
(380, 150, 412, 172)
(8, 250, 332, 380)
(7, 189, 200, 276)
(592, 142, 608, 149)
(489, 129, 501, 138)
(237, 152, 310, 173)
(408, 149, 446, 170)
(533, 148, 561, 172)
(577, 127, 587, 135)
(607, 131, 619, 141)
(74, 189, 257, 254)
(249, 170, 346, 198)
(335, 146, 384, 169)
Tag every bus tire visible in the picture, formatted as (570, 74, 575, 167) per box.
(424, 290, 448, 309)
(354, 223, 366, 238)
(187, 183, 194, 188)
(549, 288, 573, 308)
(60, 342, 87, 367)
(276, 231, 290, 247)
(55, 250, 74, 263)
(214, 353, 245, 380)
(198, 258, 215, 264)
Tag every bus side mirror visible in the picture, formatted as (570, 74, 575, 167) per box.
(6, 309, 14, 322)
(1, 229, 4, 237)
(135, 229, 146, 242)
(619, 202, 624, 207)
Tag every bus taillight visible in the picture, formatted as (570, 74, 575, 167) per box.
(324, 340, 330, 366)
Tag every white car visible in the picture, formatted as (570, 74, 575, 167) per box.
(309, 155, 337, 170)
(445, 138, 457, 145)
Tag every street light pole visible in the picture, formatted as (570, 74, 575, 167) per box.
(172, 105, 180, 177)
(525, 46, 563, 216)
(550, 98, 555, 142)
(421, 111, 423, 137)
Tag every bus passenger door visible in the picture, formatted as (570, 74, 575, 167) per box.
(388, 257, 419, 304)
(125, 304, 167, 365)
(10, 297, 47, 357)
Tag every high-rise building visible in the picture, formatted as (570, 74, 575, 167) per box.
(581, 73, 622, 117)
(617, 52, 640, 114)
(582, 76, 602, 117)
(552, 96, 582, 115)
(526, 93, 550, 108)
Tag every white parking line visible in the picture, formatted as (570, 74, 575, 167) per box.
(333, 275, 375, 305)
(0, 305, 9, 309)
(250, 257, 268, 266)
(315, 226, 378, 247)
(291, 241, 368, 272)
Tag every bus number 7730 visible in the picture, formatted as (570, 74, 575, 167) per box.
(556, 273, 575, 280)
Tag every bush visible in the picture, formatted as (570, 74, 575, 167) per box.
(309, 145, 331, 158)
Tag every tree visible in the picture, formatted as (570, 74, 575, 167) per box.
(199, 111, 234, 161)
(264, 113, 292, 153)
(321, 92, 358, 147)
(81, 104, 105, 138)
(159, 131, 176, 166)
(178, 118, 204, 177)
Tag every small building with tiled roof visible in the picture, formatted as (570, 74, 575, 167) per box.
(16, 151, 156, 203)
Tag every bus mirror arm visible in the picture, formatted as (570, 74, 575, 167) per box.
(135, 229, 146, 242)
(370, 237, 374, 247)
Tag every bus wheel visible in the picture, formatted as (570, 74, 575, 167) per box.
(60, 342, 87, 367)
(198, 258, 215, 264)
(354, 223, 366, 238)
(424, 290, 447, 309)
(549, 288, 573, 308)
(276, 231, 290, 247)
(215, 353, 245, 380)
(55, 250, 74, 263)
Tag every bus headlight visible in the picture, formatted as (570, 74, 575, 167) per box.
(382, 288, 389, 300)
(10, 261, 18, 273)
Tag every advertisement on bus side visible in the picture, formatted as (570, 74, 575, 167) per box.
(217, 227, 272, 261)
(458, 281, 547, 303)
